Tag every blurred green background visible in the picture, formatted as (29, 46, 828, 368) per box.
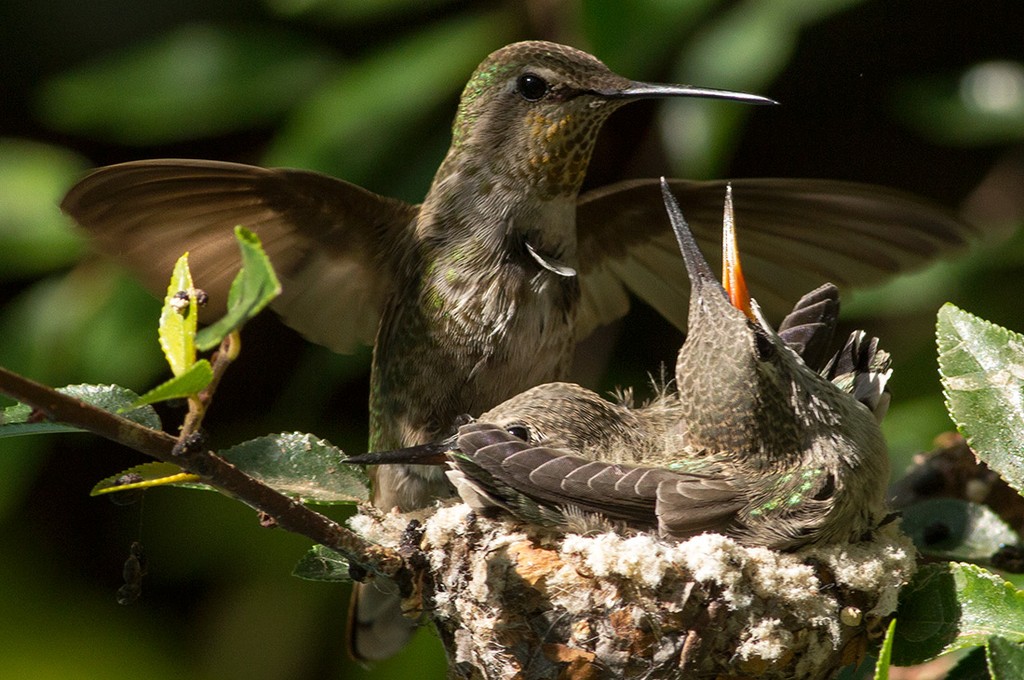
(1, 1, 1022, 678)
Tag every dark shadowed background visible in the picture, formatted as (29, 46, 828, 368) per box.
(1, 1, 1022, 678)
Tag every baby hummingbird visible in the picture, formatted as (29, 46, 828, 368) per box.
(354, 181, 890, 550)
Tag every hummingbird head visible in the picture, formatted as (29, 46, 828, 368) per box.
(446, 41, 775, 200)
(477, 382, 656, 463)
(660, 179, 887, 472)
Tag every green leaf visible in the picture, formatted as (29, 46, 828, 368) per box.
(988, 636, 1024, 679)
(132, 360, 213, 407)
(217, 433, 368, 503)
(947, 647, 991, 680)
(0, 138, 87, 277)
(263, 11, 513, 185)
(0, 266, 167, 388)
(873, 619, 896, 680)
(937, 303, 1024, 494)
(195, 227, 281, 351)
(662, 0, 860, 180)
(894, 62, 1024, 147)
(265, 0, 452, 24)
(292, 544, 351, 582)
(0, 384, 160, 438)
(91, 462, 200, 496)
(900, 499, 1021, 561)
(37, 25, 335, 145)
(582, 0, 713, 76)
(893, 562, 1024, 666)
(159, 253, 197, 377)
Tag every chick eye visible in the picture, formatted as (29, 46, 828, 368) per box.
(516, 73, 548, 101)
(506, 425, 531, 441)
(753, 327, 777, 362)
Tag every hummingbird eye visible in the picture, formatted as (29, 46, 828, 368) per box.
(505, 425, 531, 441)
(516, 73, 549, 102)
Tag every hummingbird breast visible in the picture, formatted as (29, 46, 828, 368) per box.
(369, 238, 581, 457)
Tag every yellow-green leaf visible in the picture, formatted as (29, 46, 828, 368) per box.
(159, 253, 197, 376)
(91, 462, 200, 496)
(132, 360, 213, 407)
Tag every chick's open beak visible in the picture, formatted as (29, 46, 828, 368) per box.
(722, 184, 755, 320)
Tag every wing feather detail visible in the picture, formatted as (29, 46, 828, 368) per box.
(62, 159, 419, 353)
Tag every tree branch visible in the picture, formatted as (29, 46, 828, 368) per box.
(0, 364, 405, 584)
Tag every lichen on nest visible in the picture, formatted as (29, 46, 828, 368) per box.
(350, 503, 916, 679)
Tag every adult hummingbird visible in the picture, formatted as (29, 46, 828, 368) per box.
(353, 180, 890, 549)
(63, 41, 942, 657)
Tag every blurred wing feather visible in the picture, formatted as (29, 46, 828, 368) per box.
(62, 159, 419, 353)
(575, 177, 976, 340)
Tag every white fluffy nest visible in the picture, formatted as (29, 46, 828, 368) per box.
(350, 503, 916, 679)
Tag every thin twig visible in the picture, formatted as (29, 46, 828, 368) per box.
(0, 364, 406, 584)
(180, 330, 241, 440)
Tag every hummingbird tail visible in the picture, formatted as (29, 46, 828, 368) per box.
(347, 580, 419, 661)
(776, 283, 840, 371)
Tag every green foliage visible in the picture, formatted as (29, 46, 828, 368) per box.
(938, 303, 1024, 494)
(266, 0, 455, 24)
(2, 2, 1021, 678)
(895, 62, 1024, 147)
(263, 10, 514, 187)
(891, 305, 1024, 678)
(140, 226, 282, 408)
(217, 433, 368, 503)
(900, 498, 1021, 562)
(1, 229, 369, 512)
(893, 562, 1024, 667)
(873, 619, 896, 679)
(93, 435, 370, 504)
(0, 139, 87, 277)
(195, 227, 282, 351)
(37, 25, 336, 145)
(158, 253, 199, 377)
(988, 636, 1024, 678)
(293, 544, 352, 582)
(133, 360, 214, 407)
(0, 384, 160, 437)
(91, 462, 201, 495)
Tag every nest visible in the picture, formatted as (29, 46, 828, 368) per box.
(351, 504, 915, 680)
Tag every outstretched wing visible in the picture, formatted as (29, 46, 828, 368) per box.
(575, 177, 976, 340)
(62, 159, 419, 353)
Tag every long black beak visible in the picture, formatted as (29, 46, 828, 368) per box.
(660, 177, 727, 302)
(345, 441, 451, 466)
(598, 81, 777, 106)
